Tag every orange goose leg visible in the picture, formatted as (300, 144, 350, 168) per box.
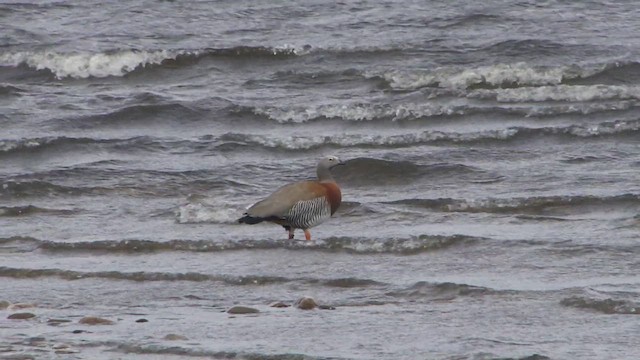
(304, 229, 311, 241)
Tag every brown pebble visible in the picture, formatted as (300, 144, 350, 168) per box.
(164, 333, 188, 341)
(227, 305, 259, 314)
(295, 297, 317, 310)
(7, 312, 36, 320)
(55, 349, 78, 354)
(79, 316, 114, 325)
(0, 300, 10, 310)
(269, 301, 290, 308)
(135, 318, 148, 323)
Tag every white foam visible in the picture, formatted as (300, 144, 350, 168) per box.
(0, 49, 188, 79)
(522, 101, 634, 117)
(252, 102, 468, 123)
(377, 63, 579, 90)
(176, 201, 242, 224)
(568, 120, 640, 137)
(471, 84, 640, 103)
(236, 118, 639, 150)
(240, 129, 518, 150)
(0, 139, 42, 152)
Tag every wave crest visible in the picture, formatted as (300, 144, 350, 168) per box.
(220, 119, 640, 152)
(0, 205, 77, 217)
(6, 234, 480, 255)
(376, 63, 577, 91)
(387, 194, 640, 214)
(0, 46, 300, 79)
(561, 296, 640, 315)
(472, 84, 640, 103)
(387, 281, 495, 300)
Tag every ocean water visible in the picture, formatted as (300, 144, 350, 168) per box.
(2, 1, 640, 359)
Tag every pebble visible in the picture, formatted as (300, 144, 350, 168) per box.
(135, 318, 148, 323)
(294, 297, 317, 310)
(78, 316, 114, 325)
(164, 334, 188, 341)
(269, 301, 290, 308)
(7, 312, 36, 320)
(47, 318, 72, 324)
(227, 305, 259, 314)
(52, 344, 78, 354)
(55, 349, 79, 355)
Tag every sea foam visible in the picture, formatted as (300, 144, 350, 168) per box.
(0, 49, 184, 79)
(376, 63, 597, 90)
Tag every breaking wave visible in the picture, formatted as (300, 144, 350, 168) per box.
(0, 205, 77, 217)
(240, 100, 638, 123)
(0, 266, 384, 288)
(472, 84, 640, 103)
(5, 118, 639, 159)
(0, 136, 115, 156)
(0, 46, 300, 79)
(561, 296, 640, 315)
(386, 193, 640, 215)
(386, 281, 498, 300)
(374, 62, 588, 91)
(3, 234, 480, 255)
(374, 61, 640, 91)
(219, 119, 640, 150)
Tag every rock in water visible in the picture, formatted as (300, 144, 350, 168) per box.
(295, 297, 317, 310)
(8, 312, 36, 320)
(0, 300, 10, 310)
(269, 301, 290, 308)
(227, 305, 259, 314)
(164, 334, 188, 341)
(47, 318, 72, 326)
(79, 316, 114, 325)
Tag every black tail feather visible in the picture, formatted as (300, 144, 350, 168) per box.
(238, 214, 264, 224)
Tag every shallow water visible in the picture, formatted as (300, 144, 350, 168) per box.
(2, 1, 640, 359)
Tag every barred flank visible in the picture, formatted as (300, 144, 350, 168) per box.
(286, 196, 332, 230)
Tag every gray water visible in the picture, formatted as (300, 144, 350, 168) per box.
(2, 1, 640, 359)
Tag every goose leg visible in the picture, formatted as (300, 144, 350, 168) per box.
(304, 229, 311, 241)
(288, 228, 295, 240)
